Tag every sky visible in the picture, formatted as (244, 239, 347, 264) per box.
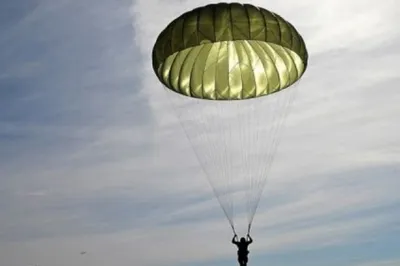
(0, 0, 400, 265)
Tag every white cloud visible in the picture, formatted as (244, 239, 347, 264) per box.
(0, 204, 396, 266)
(126, 0, 400, 264)
(0, 0, 399, 266)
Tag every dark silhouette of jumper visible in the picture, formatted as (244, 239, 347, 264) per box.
(232, 234, 253, 266)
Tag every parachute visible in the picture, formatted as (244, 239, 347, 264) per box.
(152, 3, 308, 235)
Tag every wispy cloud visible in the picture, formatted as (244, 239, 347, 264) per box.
(0, 0, 399, 265)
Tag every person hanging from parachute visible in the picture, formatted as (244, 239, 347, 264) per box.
(232, 233, 253, 266)
(152, 2, 308, 265)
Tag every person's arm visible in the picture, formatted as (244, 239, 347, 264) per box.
(232, 234, 238, 244)
(247, 234, 253, 244)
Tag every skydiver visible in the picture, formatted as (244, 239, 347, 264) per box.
(232, 234, 253, 266)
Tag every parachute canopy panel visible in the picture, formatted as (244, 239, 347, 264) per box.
(152, 3, 308, 100)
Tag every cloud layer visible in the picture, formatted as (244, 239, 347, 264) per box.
(0, 0, 399, 265)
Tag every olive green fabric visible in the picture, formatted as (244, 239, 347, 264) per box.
(152, 3, 308, 100)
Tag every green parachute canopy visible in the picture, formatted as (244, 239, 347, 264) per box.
(152, 2, 308, 100)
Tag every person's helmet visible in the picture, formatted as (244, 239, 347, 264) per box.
(240, 237, 246, 243)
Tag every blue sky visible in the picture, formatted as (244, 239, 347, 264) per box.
(1, 0, 400, 266)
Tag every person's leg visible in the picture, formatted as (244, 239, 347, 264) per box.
(242, 255, 248, 266)
(238, 255, 246, 266)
